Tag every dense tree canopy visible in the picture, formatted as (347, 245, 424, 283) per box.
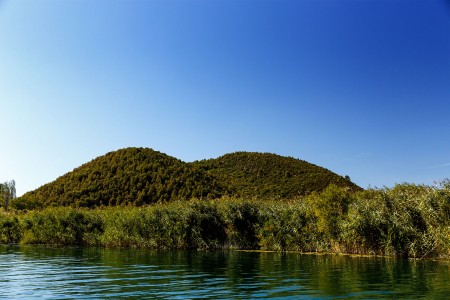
(19, 148, 226, 208)
(17, 148, 360, 208)
(193, 152, 360, 199)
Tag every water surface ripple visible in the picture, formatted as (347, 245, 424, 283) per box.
(0, 246, 448, 299)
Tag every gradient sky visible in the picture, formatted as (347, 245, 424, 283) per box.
(1, 0, 449, 196)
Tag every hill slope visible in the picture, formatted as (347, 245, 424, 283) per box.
(20, 148, 225, 208)
(18, 148, 360, 208)
(192, 152, 360, 199)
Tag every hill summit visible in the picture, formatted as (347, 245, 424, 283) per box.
(20, 148, 225, 208)
(18, 147, 360, 208)
(193, 152, 359, 199)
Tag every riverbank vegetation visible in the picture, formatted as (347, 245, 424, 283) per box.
(1, 182, 449, 259)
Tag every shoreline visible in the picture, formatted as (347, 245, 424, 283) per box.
(2, 184, 449, 260)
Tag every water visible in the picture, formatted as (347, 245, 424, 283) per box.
(0, 246, 448, 299)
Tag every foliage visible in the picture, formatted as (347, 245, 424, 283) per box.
(2, 182, 449, 259)
(21, 208, 103, 245)
(0, 180, 16, 211)
(257, 200, 311, 251)
(0, 213, 22, 243)
(18, 148, 226, 208)
(339, 182, 450, 258)
(224, 199, 262, 249)
(186, 200, 227, 249)
(10, 196, 41, 211)
(15, 148, 360, 209)
(305, 184, 352, 240)
(193, 152, 360, 199)
(99, 203, 189, 249)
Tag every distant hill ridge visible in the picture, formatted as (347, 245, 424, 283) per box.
(192, 151, 360, 199)
(18, 147, 360, 208)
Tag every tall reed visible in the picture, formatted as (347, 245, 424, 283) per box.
(1, 182, 449, 259)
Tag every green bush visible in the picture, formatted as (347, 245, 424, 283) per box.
(186, 200, 227, 249)
(305, 184, 352, 243)
(0, 214, 22, 243)
(225, 199, 262, 249)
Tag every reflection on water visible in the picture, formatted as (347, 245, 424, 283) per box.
(0, 245, 449, 299)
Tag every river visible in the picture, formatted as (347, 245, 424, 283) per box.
(0, 245, 448, 299)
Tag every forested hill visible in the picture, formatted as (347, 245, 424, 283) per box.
(17, 148, 360, 208)
(19, 148, 226, 208)
(192, 152, 360, 199)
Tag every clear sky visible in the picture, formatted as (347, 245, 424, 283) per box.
(1, 0, 449, 196)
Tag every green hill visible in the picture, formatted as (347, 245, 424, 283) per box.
(17, 148, 360, 209)
(19, 148, 226, 208)
(192, 152, 360, 199)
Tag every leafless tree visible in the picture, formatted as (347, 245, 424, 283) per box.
(1, 180, 16, 211)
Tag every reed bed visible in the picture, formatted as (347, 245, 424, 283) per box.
(1, 182, 449, 259)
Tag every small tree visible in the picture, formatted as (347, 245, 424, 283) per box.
(1, 180, 16, 211)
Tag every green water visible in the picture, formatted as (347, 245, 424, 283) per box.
(0, 246, 448, 299)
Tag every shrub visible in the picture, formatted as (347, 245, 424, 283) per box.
(186, 200, 227, 249)
(225, 199, 262, 249)
(0, 214, 22, 243)
(305, 185, 352, 242)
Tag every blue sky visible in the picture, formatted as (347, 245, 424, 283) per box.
(1, 0, 449, 196)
